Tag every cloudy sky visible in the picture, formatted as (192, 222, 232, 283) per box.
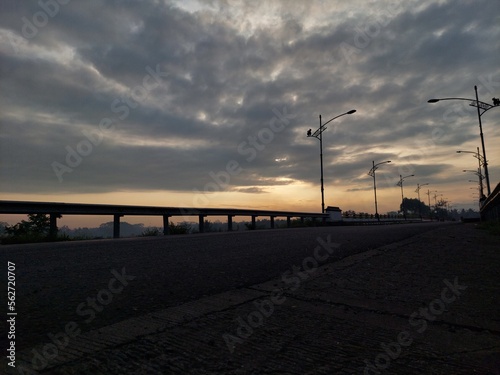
(1, 0, 499, 226)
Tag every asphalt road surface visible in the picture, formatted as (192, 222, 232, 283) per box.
(0, 222, 449, 352)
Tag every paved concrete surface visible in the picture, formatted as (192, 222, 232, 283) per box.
(2, 222, 500, 374)
(0, 222, 444, 352)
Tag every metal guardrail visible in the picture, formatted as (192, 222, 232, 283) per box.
(341, 218, 424, 225)
(0, 200, 328, 238)
(481, 182, 500, 221)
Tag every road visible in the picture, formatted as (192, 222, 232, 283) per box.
(0, 222, 448, 352)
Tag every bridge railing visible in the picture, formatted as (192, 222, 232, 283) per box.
(0, 201, 328, 238)
(481, 183, 500, 221)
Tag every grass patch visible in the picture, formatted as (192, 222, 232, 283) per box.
(141, 227, 162, 237)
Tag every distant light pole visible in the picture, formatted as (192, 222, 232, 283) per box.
(428, 87, 500, 195)
(307, 109, 356, 213)
(415, 183, 429, 219)
(397, 174, 414, 220)
(442, 197, 450, 219)
(427, 189, 438, 220)
(433, 192, 440, 218)
(457, 147, 486, 201)
(463, 169, 485, 206)
(468, 180, 483, 208)
(368, 160, 391, 221)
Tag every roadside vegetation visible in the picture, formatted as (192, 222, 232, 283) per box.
(1, 215, 288, 244)
(0, 214, 70, 244)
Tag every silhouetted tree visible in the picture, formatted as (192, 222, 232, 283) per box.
(168, 222, 192, 235)
(400, 198, 430, 217)
(343, 210, 356, 218)
(3, 214, 51, 243)
(0, 222, 8, 235)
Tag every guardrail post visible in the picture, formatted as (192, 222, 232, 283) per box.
(163, 215, 170, 235)
(270, 216, 275, 229)
(287, 216, 291, 228)
(227, 215, 233, 231)
(49, 213, 59, 238)
(199, 215, 205, 233)
(251, 215, 256, 230)
(300, 217, 305, 225)
(113, 214, 121, 238)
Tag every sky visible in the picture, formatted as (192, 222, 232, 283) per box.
(1, 0, 500, 227)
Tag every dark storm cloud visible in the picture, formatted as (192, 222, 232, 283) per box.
(1, 0, 499, 196)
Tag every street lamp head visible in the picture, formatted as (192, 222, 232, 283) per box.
(427, 99, 440, 103)
(347, 109, 356, 114)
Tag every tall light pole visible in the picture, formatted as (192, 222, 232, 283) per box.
(415, 183, 429, 219)
(368, 160, 391, 221)
(433, 192, 440, 219)
(307, 109, 356, 213)
(428, 87, 500, 195)
(397, 174, 414, 220)
(457, 147, 486, 201)
(427, 189, 438, 221)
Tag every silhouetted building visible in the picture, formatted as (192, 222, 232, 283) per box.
(326, 206, 342, 222)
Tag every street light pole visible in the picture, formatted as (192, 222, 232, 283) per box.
(457, 147, 486, 201)
(415, 183, 429, 219)
(427, 189, 438, 221)
(319, 115, 324, 214)
(368, 160, 391, 221)
(397, 174, 414, 220)
(428, 88, 500, 195)
(307, 109, 356, 213)
(474, 85, 491, 196)
(463, 169, 485, 207)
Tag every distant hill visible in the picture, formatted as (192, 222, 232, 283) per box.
(58, 218, 301, 239)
